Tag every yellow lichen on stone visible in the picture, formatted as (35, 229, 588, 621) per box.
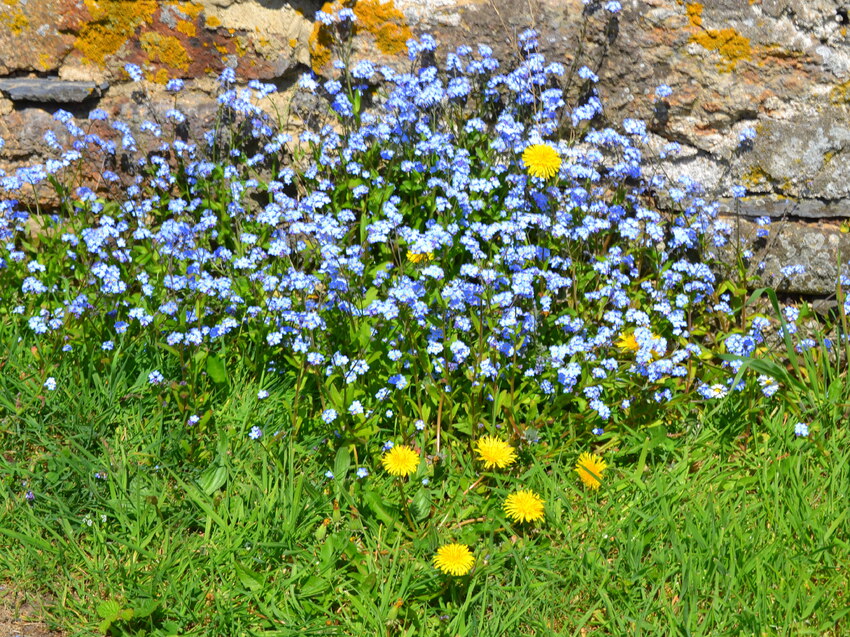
(75, 0, 158, 64)
(205, 15, 221, 29)
(289, 37, 298, 48)
(0, 0, 30, 36)
(7, 10, 28, 34)
(310, 0, 412, 72)
(353, 0, 412, 56)
(140, 31, 190, 71)
(170, 1, 203, 19)
(830, 79, 850, 104)
(145, 67, 171, 84)
(176, 19, 196, 37)
(37, 52, 53, 70)
(691, 27, 751, 71)
(686, 2, 702, 27)
(742, 165, 771, 187)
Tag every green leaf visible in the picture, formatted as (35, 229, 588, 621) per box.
(97, 600, 121, 621)
(333, 446, 351, 480)
(235, 562, 266, 592)
(197, 465, 227, 496)
(206, 354, 228, 385)
(410, 487, 432, 522)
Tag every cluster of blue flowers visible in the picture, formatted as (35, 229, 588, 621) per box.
(0, 16, 788, 436)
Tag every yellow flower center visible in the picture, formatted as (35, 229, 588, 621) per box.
(522, 144, 561, 180)
(504, 489, 545, 523)
(433, 543, 475, 576)
(575, 452, 608, 490)
(475, 435, 517, 469)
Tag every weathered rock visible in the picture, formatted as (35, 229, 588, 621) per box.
(713, 216, 850, 295)
(722, 196, 850, 220)
(0, 0, 78, 74)
(0, 78, 108, 103)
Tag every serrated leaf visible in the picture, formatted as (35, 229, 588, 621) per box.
(97, 600, 121, 620)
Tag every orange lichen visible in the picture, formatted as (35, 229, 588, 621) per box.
(205, 15, 221, 28)
(140, 31, 190, 71)
(686, 2, 702, 27)
(289, 37, 298, 48)
(352, 0, 411, 55)
(310, 0, 412, 72)
(309, 1, 338, 71)
(214, 43, 228, 54)
(685, 2, 751, 72)
(74, 0, 158, 64)
(176, 19, 196, 37)
(170, 1, 203, 19)
(691, 28, 751, 71)
(145, 67, 171, 84)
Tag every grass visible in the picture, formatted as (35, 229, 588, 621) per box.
(1, 327, 849, 636)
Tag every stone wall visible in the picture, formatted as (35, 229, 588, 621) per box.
(3, 0, 850, 292)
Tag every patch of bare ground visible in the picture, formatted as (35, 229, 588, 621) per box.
(0, 583, 62, 637)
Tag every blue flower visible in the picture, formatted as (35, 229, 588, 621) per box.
(44, 377, 57, 391)
(257, 390, 269, 400)
(356, 467, 369, 479)
(148, 370, 164, 385)
(249, 426, 263, 440)
(124, 63, 143, 82)
(794, 422, 809, 437)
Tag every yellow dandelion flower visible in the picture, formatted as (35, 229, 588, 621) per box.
(381, 444, 419, 477)
(522, 144, 561, 180)
(503, 489, 545, 523)
(432, 543, 474, 576)
(575, 452, 608, 490)
(616, 332, 640, 353)
(475, 435, 517, 469)
(406, 251, 434, 264)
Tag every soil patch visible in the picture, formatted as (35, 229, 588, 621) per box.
(0, 584, 62, 637)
